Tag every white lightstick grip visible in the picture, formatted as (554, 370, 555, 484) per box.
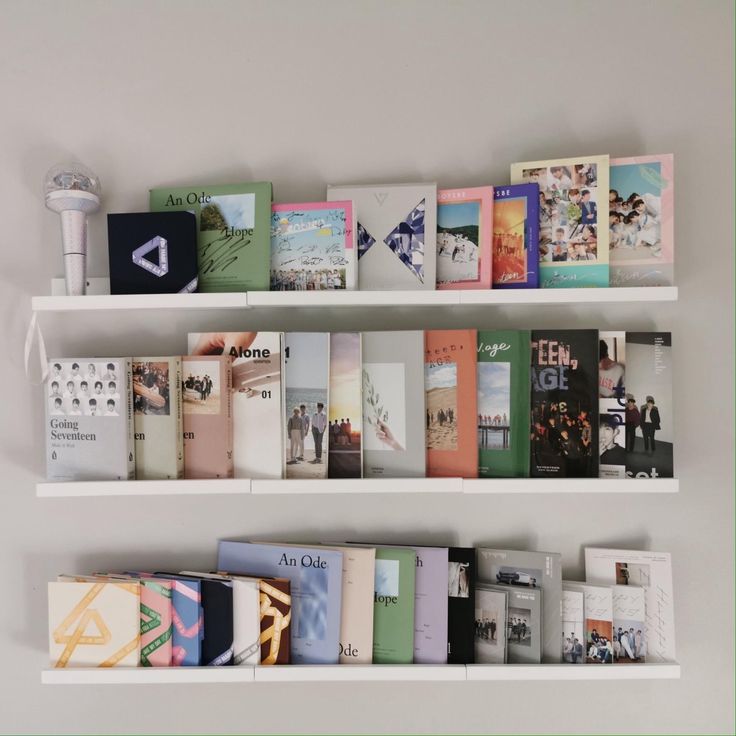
(60, 209, 88, 296)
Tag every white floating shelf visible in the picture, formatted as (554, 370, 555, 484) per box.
(36, 477, 678, 498)
(42, 663, 679, 685)
(251, 477, 463, 494)
(465, 663, 681, 681)
(32, 285, 677, 312)
(254, 664, 467, 682)
(463, 478, 679, 494)
(459, 286, 678, 305)
(247, 290, 461, 307)
(31, 292, 250, 312)
(36, 478, 251, 498)
(41, 666, 255, 685)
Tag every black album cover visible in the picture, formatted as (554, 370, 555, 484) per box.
(530, 330, 599, 477)
(447, 547, 475, 664)
(107, 211, 198, 294)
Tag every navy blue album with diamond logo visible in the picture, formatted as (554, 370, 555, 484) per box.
(107, 211, 198, 294)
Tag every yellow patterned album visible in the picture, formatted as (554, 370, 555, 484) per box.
(48, 581, 140, 668)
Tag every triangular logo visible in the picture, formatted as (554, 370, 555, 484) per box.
(132, 236, 169, 278)
(374, 192, 389, 206)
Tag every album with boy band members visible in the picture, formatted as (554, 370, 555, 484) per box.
(43, 330, 673, 482)
(47, 541, 674, 669)
(132, 356, 183, 480)
(107, 155, 673, 295)
(45, 358, 135, 481)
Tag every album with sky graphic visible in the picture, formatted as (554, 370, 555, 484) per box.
(107, 211, 198, 295)
(326, 182, 437, 290)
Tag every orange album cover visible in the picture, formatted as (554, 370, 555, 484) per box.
(424, 330, 478, 478)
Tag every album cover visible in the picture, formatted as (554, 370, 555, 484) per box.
(188, 332, 283, 479)
(284, 333, 329, 479)
(144, 574, 202, 666)
(483, 583, 542, 664)
(271, 201, 356, 291)
(370, 547, 416, 664)
(625, 332, 674, 478)
(425, 330, 478, 478)
(477, 548, 562, 663)
(477, 330, 531, 478)
(45, 358, 135, 481)
(561, 588, 585, 664)
(328, 332, 362, 479)
(474, 584, 507, 664)
(180, 572, 260, 666)
(182, 355, 233, 479)
(447, 547, 475, 664)
(492, 184, 539, 289)
(609, 154, 674, 286)
(217, 542, 343, 664)
(150, 182, 272, 292)
(326, 182, 437, 290)
(436, 187, 493, 289)
(48, 581, 140, 668)
(392, 546, 448, 664)
(157, 573, 233, 666)
(530, 330, 599, 478)
(362, 331, 426, 478)
(611, 585, 647, 664)
(584, 547, 675, 662)
(599, 331, 627, 478)
(511, 155, 610, 288)
(563, 581, 614, 663)
(107, 211, 198, 295)
(80, 572, 174, 667)
(132, 357, 183, 480)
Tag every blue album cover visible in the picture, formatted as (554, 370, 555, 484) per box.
(217, 542, 343, 664)
(149, 574, 203, 666)
(492, 184, 539, 289)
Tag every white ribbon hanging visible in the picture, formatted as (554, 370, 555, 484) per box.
(24, 311, 49, 385)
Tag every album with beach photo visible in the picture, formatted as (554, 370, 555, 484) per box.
(436, 187, 493, 290)
(425, 330, 478, 478)
(328, 332, 363, 479)
(477, 330, 531, 478)
(150, 182, 272, 292)
(284, 333, 330, 479)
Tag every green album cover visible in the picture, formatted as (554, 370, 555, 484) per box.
(372, 547, 416, 664)
(477, 330, 531, 478)
(149, 182, 272, 292)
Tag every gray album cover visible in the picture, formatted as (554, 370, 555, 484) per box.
(474, 584, 508, 664)
(326, 183, 437, 290)
(477, 548, 562, 663)
(45, 358, 135, 481)
(361, 331, 426, 478)
(483, 583, 542, 664)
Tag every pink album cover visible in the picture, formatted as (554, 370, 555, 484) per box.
(609, 155, 674, 286)
(436, 187, 493, 290)
(182, 355, 233, 479)
(139, 578, 173, 667)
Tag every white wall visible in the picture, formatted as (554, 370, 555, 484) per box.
(1, 1, 733, 733)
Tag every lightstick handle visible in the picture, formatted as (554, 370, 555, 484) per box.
(60, 209, 88, 296)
